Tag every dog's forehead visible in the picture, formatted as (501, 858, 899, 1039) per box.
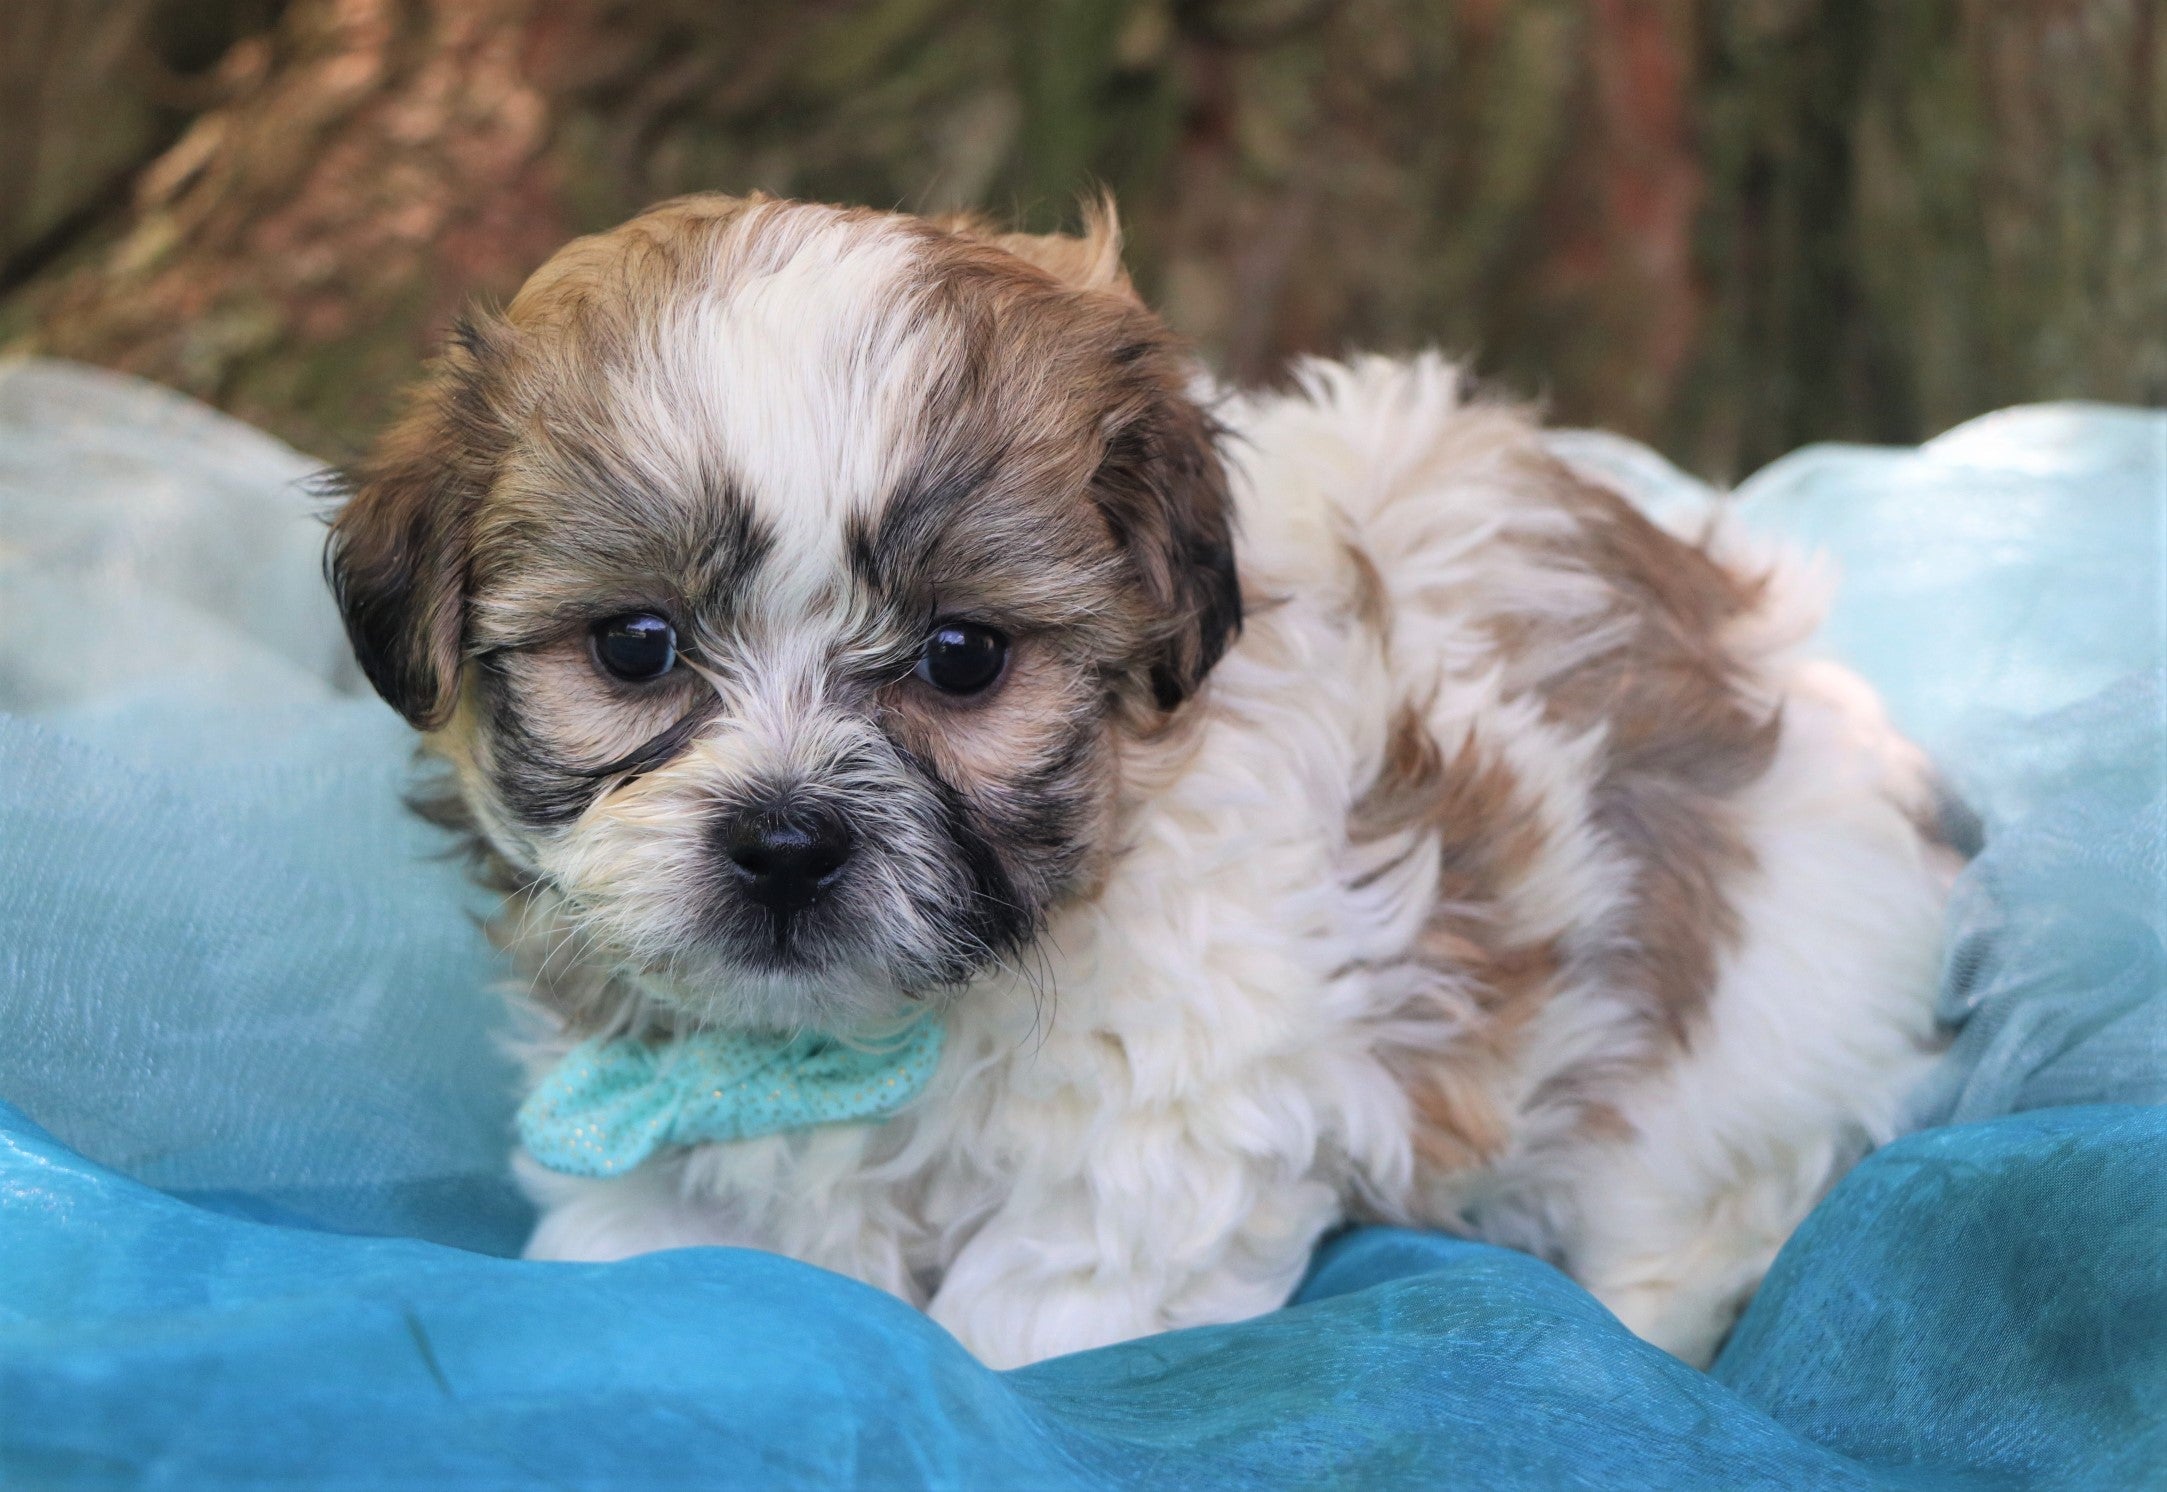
(612, 210, 941, 597)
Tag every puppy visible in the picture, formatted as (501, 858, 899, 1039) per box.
(327, 193, 1952, 1369)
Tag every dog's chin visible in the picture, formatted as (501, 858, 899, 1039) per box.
(644, 939, 950, 1033)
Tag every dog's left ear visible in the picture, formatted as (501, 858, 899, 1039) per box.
(1094, 355, 1243, 713)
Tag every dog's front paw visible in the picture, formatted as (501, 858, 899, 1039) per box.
(930, 1266, 1170, 1369)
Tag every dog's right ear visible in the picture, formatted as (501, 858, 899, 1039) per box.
(324, 317, 505, 730)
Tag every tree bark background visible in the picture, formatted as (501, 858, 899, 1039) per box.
(5, 0, 2160, 476)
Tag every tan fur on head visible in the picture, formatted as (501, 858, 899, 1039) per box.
(928, 193, 1136, 302)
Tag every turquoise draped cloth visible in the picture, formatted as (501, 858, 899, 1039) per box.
(3, 362, 2162, 1487)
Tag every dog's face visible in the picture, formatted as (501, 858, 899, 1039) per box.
(328, 196, 1239, 1029)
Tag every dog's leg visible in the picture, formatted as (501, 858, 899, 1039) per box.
(1550, 1132, 1847, 1368)
(517, 1154, 740, 1261)
(517, 1141, 925, 1305)
(1574, 1225, 1787, 1368)
(928, 1164, 1341, 1368)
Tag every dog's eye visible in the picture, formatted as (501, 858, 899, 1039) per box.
(916, 622, 1007, 695)
(591, 613, 678, 682)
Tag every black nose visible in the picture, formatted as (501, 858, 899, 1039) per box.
(719, 802, 853, 913)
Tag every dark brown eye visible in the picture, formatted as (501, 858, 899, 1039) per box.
(915, 622, 1007, 695)
(591, 613, 677, 682)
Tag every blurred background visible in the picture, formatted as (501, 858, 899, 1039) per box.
(2, 0, 2159, 479)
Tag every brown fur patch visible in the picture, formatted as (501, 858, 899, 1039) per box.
(894, 213, 1243, 722)
(1353, 458, 1782, 1180)
(1518, 461, 1779, 1043)
(1351, 705, 1564, 1172)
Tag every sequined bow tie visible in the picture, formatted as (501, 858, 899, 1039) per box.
(516, 1013, 946, 1178)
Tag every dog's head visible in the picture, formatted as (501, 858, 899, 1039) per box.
(327, 194, 1239, 1028)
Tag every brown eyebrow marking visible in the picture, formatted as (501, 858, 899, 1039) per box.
(475, 641, 721, 828)
(575, 704, 721, 791)
(843, 448, 1007, 604)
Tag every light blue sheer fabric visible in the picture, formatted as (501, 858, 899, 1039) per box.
(3, 360, 2162, 1487)
(0, 362, 529, 1255)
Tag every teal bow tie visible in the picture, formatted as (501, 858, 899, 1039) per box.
(517, 1013, 946, 1178)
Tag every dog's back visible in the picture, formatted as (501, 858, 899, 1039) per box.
(1202, 352, 1951, 1361)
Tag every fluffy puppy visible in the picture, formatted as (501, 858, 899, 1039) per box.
(328, 192, 1953, 1369)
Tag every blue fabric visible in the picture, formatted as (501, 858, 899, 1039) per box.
(0, 362, 530, 1257)
(4, 1099, 2160, 1488)
(519, 1016, 947, 1177)
(3, 362, 2164, 1487)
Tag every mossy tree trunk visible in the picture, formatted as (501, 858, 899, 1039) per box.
(9, 0, 2160, 475)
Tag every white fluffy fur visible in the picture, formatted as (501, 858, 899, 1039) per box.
(500, 214, 1949, 1371)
